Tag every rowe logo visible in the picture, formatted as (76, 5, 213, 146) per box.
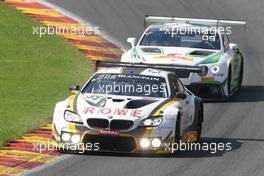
(97, 129, 120, 135)
(83, 107, 142, 118)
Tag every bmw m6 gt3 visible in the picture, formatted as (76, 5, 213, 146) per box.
(51, 61, 204, 154)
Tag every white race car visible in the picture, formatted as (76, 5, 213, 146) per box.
(52, 61, 204, 154)
(121, 16, 246, 100)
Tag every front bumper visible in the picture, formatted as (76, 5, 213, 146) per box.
(51, 124, 176, 154)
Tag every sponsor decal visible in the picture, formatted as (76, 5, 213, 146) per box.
(153, 54, 194, 61)
(97, 74, 161, 82)
(83, 107, 142, 118)
(97, 129, 120, 135)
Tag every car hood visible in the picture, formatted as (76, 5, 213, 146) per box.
(74, 93, 169, 122)
(135, 46, 222, 66)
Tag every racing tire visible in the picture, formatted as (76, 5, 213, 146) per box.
(227, 65, 232, 96)
(195, 106, 203, 142)
(237, 58, 244, 90)
(174, 114, 181, 143)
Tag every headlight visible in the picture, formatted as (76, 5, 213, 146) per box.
(152, 138, 162, 148)
(61, 132, 71, 142)
(61, 132, 81, 144)
(211, 65, 220, 73)
(139, 116, 163, 127)
(64, 111, 83, 123)
(71, 134, 81, 144)
(140, 138, 150, 148)
(139, 138, 162, 148)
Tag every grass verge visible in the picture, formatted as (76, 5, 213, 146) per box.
(0, 2, 92, 146)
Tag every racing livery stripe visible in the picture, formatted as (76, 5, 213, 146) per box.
(69, 123, 77, 133)
(148, 99, 172, 118)
(200, 52, 224, 64)
(52, 124, 60, 141)
(149, 98, 177, 117)
(131, 48, 143, 60)
(143, 98, 177, 138)
(152, 98, 177, 116)
(1, 0, 124, 175)
(143, 127, 154, 138)
(68, 94, 78, 112)
(73, 94, 79, 114)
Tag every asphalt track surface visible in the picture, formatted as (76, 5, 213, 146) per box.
(28, 0, 264, 176)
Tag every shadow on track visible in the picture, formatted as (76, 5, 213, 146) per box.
(228, 85, 264, 102)
(203, 85, 264, 103)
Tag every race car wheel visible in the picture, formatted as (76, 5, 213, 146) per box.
(237, 58, 244, 90)
(174, 114, 181, 143)
(196, 121, 202, 142)
(196, 108, 203, 142)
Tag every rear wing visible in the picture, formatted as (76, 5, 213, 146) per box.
(144, 15, 246, 30)
(95, 61, 207, 77)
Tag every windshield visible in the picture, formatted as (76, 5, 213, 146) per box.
(139, 27, 221, 50)
(82, 73, 168, 98)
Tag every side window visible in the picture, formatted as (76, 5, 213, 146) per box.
(168, 74, 179, 97)
(222, 34, 230, 51)
(177, 80, 185, 93)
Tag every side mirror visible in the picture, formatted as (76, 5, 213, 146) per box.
(175, 92, 187, 99)
(231, 44, 239, 54)
(69, 85, 80, 95)
(127, 37, 137, 48)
